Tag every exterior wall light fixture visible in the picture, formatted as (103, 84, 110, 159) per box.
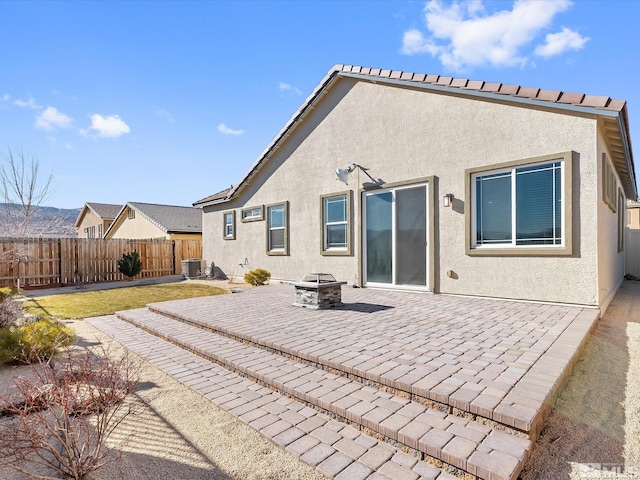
(443, 193, 454, 207)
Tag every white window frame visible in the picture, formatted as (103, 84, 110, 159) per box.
(266, 202, 288, 255)
(223, 211, 235, 240)
(466, 151, 573, 256)
(241, 206, 264, 222)
(321, 193, 351, 255)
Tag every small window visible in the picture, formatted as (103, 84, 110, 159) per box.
(127, 209, 135, 220)
(467, 152, 572, 256)
(87, 226, 95, 238)
(98, 224, 103, 238)
(266, 202, 288, 255)
(618, 188, 625, 252)
(321, 193, 351, 255)
(223, 211, 235, 240)
(241, 206, 263, 222)
(602, 153, 618, 212)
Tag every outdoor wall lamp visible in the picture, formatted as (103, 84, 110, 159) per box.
(443, 193, 454, 207)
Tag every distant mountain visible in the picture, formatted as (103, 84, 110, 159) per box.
(0, 204, 80, 237)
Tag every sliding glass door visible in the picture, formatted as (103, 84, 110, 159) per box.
(364, 184, 428, 288)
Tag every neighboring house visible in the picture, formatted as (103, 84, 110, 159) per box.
(75, 202, 122, 238)
(628, 201, 640, 229)
(194, 64, 637, 312)
(104, 202, 202, 240)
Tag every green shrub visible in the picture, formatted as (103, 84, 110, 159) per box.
(0, 320, 76, 365)
(118, 251, 142, 279)
(0, 287, 19, 302)
(244, 268, 271, 286)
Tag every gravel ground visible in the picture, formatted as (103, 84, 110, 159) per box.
(1, 279, 640, 479)
(0, 318, 324, 480)
(521, 280, 640, 479)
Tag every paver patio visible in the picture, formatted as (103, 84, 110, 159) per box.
(88, 282, 600, 479)
(146, 283, 598, 434)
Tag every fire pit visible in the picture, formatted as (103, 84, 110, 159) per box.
(292, 273, 346, 309)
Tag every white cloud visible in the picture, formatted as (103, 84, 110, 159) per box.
(89, 114, 131, 138)
(279, 82, 302, 95)
(14, 96, 41, 109)
(2, 94, 9, 102)
(401, 0, 582, 71)
(35, 107, 73, 131)
(157, 108, 175, 124)
(534, 26, 589, 58)
(217, 123, 244, 136)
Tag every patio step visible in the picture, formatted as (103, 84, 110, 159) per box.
(87, 314, 461, 480)
(114, 307, 532, 480)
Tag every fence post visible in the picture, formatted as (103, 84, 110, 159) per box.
(58, 238, 62, 285)
(172, 240, 176, 275)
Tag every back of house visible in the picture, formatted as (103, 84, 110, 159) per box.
(195, 65, 636, 312)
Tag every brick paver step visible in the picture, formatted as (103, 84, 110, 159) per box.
(87, 314, 460, 480)
(114, 308, 531, 480)
(146, 285, 599, 439)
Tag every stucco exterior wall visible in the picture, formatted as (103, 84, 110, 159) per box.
(202, 77, 606, 305)
(597, 133, 626, 311)
(76, 209, 112, 238)
(107, 211, 168, 239)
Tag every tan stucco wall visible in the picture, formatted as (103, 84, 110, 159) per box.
(202, 77, 612, 306)
(76, 209, 112, 238)
(169, 233, 202, 241)
(107, 212, 168, 239)
(629, 207, 640, 229)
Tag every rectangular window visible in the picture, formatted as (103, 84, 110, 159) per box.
(241, 206, 263, 222)
(602, 153, 618, 212)
(321, 193, 351, 254)
(87, 226, 95, 238)
(127, 209, 135, 219)
(618, 188, 625, 252)
(467, 152, 572, 255)
(266, 202, 288, 255)
(223, 211, 235, 240)
(98, 224, 102, 238)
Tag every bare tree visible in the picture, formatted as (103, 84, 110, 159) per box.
(0, 346, 140, 480)
(0, 147, 57, 238)
(0, 147, 61, 289)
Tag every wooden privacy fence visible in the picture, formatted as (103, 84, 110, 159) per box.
(0, 237, 202, 288)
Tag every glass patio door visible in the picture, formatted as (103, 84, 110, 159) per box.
(364, 184, 428, 288)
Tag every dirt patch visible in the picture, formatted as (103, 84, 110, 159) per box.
(521, 280, 640, 479)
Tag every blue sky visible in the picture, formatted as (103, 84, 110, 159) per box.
(1, 0, 639, 209)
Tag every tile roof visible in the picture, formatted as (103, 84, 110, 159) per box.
(86, 202, 122, 220)
(194, 64, 636, 206)
(337, 64, 626, 112)
(128, 202, 202, 233)
(192, 188, 232, 207)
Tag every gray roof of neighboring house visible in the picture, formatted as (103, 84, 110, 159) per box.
(194, 64, 637, 207)
(125, 202, 202, 234)
(86, 202, 122, 220)
(75, 202, 122, 228)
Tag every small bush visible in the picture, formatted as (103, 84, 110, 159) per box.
(244, 268, 271, 286)
(0, 296, 22, 329)
(118, 250, 142, 279)
(0, 320, 76, 365)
